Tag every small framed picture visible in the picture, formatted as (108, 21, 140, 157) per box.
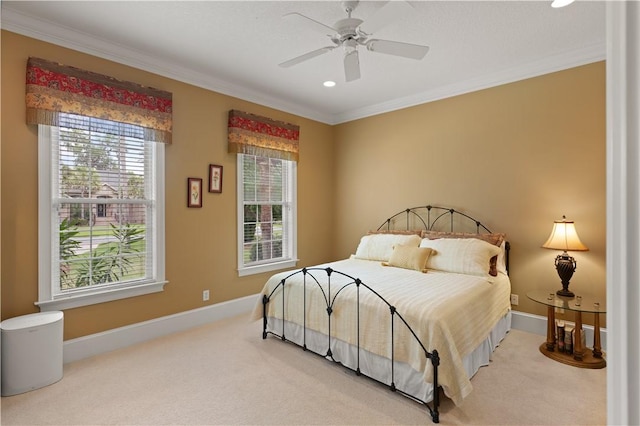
(187, 178, 203, 208)
(209, 164, 223, 193)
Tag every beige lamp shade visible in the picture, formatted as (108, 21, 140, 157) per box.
(542, 217, 588, 252)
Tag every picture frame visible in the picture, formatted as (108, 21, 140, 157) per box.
(187, 178, 203, 208)
(209, 164, 223, 193)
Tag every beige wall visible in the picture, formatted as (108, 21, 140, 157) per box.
(1, 30, 606, 338)
(333, 62, 606, 326)
(1, 31, 336, 339)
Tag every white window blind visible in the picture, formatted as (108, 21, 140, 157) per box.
(237, 154, 297, 276)
(39, 113, 165, 310)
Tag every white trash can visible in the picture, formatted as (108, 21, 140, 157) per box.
(1, 311, 64, 396)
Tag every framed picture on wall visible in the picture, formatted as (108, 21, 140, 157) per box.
(209, 164, 223, 193)
(188, 177, 203, 208)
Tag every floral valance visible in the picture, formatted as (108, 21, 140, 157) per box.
(26, 57, 173, 143)
(227, 110, 299, 162)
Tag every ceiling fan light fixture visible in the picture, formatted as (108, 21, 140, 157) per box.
(279, 0, 429, 82)
(343, 38, 357, 53)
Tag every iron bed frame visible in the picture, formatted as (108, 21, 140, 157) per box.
(261, 205, 511, 424)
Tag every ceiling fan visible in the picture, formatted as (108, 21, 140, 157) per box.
(278, 0, 430, 82)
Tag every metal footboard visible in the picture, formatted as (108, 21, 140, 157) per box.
(261, 266, 441, 424)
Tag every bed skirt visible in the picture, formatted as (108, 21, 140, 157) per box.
(265, 309, 511, 404)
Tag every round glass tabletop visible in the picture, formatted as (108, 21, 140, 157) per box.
(527, 289, 606, 314)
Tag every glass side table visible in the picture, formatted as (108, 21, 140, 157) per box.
(527, 290, 606, 369)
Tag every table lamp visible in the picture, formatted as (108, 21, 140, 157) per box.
(542, 215, 588, 297)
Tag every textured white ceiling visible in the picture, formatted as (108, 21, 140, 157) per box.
(1, 1, 605, 124)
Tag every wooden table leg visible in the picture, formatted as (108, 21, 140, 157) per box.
(592, 312, 603, 358)
(573, 311, 584, 361)
(546, 305, 556, 351)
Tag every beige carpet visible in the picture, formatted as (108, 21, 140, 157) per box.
(1, 314, 606, 425)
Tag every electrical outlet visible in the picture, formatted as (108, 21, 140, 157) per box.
(510, 294, 519, 305)
(202, 290, 210, 301)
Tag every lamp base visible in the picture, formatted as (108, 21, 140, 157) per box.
(556, 288, 575, 298)
(554, 252, 577, 299)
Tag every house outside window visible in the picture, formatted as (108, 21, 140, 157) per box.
(237, 153, 297, 276)
(38, 113, 166, 311)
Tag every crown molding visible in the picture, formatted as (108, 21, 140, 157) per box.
(2, 7, 605, 126)
(333, 42, 606, 124)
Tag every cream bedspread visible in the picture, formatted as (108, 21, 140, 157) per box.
(251, 257, 511, 406)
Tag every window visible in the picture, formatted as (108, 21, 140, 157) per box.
(38, 113, 166, 311)
(237, 154, 297, 276)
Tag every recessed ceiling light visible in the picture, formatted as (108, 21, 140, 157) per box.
(551, 0, 575, 8)
(323, 81, 336, 88)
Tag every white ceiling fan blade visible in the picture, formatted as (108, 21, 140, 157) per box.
(344, 50, 361, 82)
(279, 46, 336, 68)
(358, 1, 414, 36)
(366, 39, 429, 60)
(283, 12, 336, 36)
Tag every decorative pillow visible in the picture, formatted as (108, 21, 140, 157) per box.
(421, 230, 506, 276)
(354, 234, 421, 262)
(419, 238, 502, 277)
(383, 245, 433, 272)
(421, 230, 505, 247)
(496, 240, 508, 275)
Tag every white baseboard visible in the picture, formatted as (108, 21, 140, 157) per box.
(511, 310, 607, 352)
(62, 298, 607, 364)
(63, 294, 259, 364)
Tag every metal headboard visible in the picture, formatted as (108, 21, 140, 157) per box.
(376, 205, 510, 274)
(377, 205, 492, 233)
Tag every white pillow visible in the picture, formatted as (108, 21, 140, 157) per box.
(354, 234, 421, 262)
(419, 238, 502, 277)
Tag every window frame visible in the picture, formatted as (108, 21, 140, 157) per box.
(37, 123, 166, 312)
(236, 154, 297, 277)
